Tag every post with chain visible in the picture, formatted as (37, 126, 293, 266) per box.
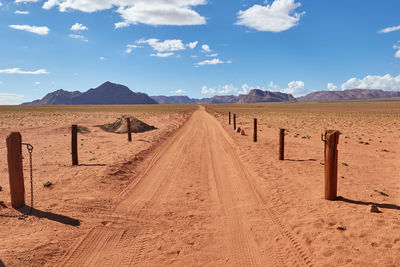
(6, 132, 25, 209)
(324, 130, 340, 200)
(71, 125, 78, 166)
(126, 118, 132, 142)
(233, 114, 236, 130)
(253, 118, 257, 142)
(279, 128, 285, 160)
(229, 112, 231, 125)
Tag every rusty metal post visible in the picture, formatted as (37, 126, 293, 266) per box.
(279, 128, 285, 160)
(253, 118, 257, 142)
(229, 112, 231, 125)
(126, 118, 132, 142)
(233, 114, 236, 130)
(71, 125, 78, 166)
(324, 130, 340, 200)
(6, 132, 25, 208)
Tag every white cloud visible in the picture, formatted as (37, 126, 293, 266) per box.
(69, 34, 88, 42)
(115, 21, 129, 29)
(174, 89, 186, 94)
(43, 0, 207, 27)
(239, 83, 250, 94)
(0, 93, 26, 105)
(42, 0, 58, 9)
(378, 25, 400, 34)
(196, 58, 231, 66)
(99, 56, 105, 60)
(327, 83, 337, 91)
(71, 22, 88, 31)
(393, 43, 400, 58)
(281, 80, 306, 96)
(137, 38, 185, 52)
(201, 44, 211, 52)
(268, 81, 280, 91)
(207, 53, 218, 57)
(34, 81, 40, 85)
(201, 85, 215, 94)
(396, 50, 400, 58)
(9, 25, 49, 35)
(236, 0, 304, 32)
(15, 10, 30, 14)
(0, 2, 3, 6)
(218, 84, 236, 94)
(0, 81, 3, 84)
(186, 41, 198, 49)
(125, 44, 141, 54)
(0, 68, 49, 74)
(150, 52, 174, 57)
(341, 74, 400, 91)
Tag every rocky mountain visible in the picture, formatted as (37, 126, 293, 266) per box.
(151, 95, 198, 104)
(298, 89, 400, 102)
(151, 90, 294, 104)
(238, 89, 296, 103)
(22, 82, 157, 105)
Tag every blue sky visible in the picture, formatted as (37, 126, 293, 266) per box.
(1, 0, 400, 104)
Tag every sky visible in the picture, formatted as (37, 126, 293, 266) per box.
(1, 0, 400, 104)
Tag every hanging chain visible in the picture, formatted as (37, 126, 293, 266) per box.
(0, 143, 34, 219)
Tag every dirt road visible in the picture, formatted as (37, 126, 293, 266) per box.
(59, 107, 311, 266)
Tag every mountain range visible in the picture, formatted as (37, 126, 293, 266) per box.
(21, 81, 400, 105)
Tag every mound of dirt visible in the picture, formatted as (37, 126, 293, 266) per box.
(98, 115, 156, 134)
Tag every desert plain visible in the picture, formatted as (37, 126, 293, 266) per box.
(0, 100, 400, 266)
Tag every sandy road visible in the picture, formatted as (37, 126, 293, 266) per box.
(59, 107, 311, 266)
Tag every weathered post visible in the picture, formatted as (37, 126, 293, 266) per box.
(279, 128, 285, 160)
(71, 125, 78, 166)
(6, 132, 25, 208)
(233, 114, 236, 130)
(253, 118, 257, 142)
(229, 112, 231, 125)
(126, 118, 132, 142)
(324, 130, 340, 200)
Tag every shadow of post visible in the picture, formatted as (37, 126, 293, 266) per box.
(0, 259, 5, 267)
(336, 196, 400, 211)
(78, 164, 106, 167)
(285, 159, 317, 162)
(18, 206, 80, 226)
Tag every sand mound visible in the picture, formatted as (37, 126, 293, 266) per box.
(98, 115, 156, 134)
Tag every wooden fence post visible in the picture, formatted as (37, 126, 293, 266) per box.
(6, 132, 25, 208)
(71, 125, 78, 166)
(229, 112, 231, 125)
(126, 118, 132, 142)
(324, 130, 340, 200)
(233, 114, 236, 130)
(253, 118, 257, 142)
(279, 128, 285, 160)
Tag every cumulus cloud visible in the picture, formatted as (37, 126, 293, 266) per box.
(150, 52, 174, 57)
(125, 44, 141, 53)
(15, 10, 30, 14)
(0, 2, 3, 6)
(0, 93, 26, 105)
(137, 38, 186, 52)
(42, 0, 207, 27)
(114, 21, 129, 29)
(99, 56, 105, 60)
(186, 41, 198, 49)
(69, 34, 88, 42)
(9, 25, 50, 35)
(0, 68, 49, 74)
(201, 86, 215, 94)
(71, 23, 88, 31)
(201, 44, 211, 52)
(378, 25, 400, 34)
(218, 84, 236, 94)
(281, 80, 307, 96)
(34, 81, 40, 85)
(207, 53, 218, 57)
(341, 74, 400, 91)
(174, 89, 186, 94)
(196, 58, 231, 66)
(236, 0, 304, 32)
(327, 83, 338, 91)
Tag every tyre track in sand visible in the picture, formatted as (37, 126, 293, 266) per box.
(58, 106, 311, 266)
